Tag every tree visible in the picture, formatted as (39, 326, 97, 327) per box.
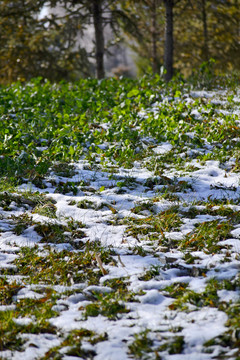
(117, 0, 178, 80)
(173, 0, 240, 75)
(209, 0, 240, 72)
(63, 0, 106, 79)
(151, 0, 159, 73)
(92, 0, 105, 79)
(58, 0, 131, 79)
(163, 0, 174, 81)
(118, 0, 175, 80)
(116, 0, 164, 75)
(118, 0, 240, 78)
(0, 0, 239, 83)
(200, 0, 209, 61)
(0, 0, 91, 83)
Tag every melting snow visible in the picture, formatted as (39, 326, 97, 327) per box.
(0, 88, 240, 360)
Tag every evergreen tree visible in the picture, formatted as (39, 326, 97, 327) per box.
(59, 0, 128, 79)
(0, 0, 239, 83)
(163, 0, 174, 81)
(117, 0, 164, 75)
(0, 0, 91, 83)
(120, 0, 240, 78)
(92, 0, 105, 79)
(174, 0, 240, 75)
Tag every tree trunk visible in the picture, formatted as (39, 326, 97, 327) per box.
(163, 0, 174, 81)
(201, 0, 209, 61)
(151, 0, 158, 73)
(92, 0, 105, 79)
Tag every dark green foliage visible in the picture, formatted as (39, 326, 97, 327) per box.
(0, 0, 91, 83)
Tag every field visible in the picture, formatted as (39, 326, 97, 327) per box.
(0, 75, 239, 360)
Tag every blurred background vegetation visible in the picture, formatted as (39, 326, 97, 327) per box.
(0, 0, 239, 83)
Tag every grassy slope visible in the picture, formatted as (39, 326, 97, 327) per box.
(0, 75, 240, 359)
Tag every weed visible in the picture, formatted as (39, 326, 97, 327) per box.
(131, 245, 148, 257)
(11, 213, 34, 235)
(54, 181, 79, 195)
(128, 330, 153, 359)
(131, 201, 155, 215)
(0, 289, 58, 353)
(116, 176, 139, 190)
(180, 220, 232, 254)
(83, 295, 129, 320)
(103, 277, 129, 292)
(64, 328, 107, 346)
(81, 281, 136, 320)
(139, 265, 162, 281)
(167, 279, 233, 311)
(163, 283, 188, 299)
(0, 178, 17, 193)
(32, 203, 57, 218)
(144, 176, 174, 190)
(68, 199, 76, 205)
(66, 346, 96, 358)
(181, 204, 240, 225)
(0, 278, 24, 305)
(0, 76, 240, 359)
(38, 349, 63, 360)
(158, 191, 180, 202)
(6, 244, 113, 286)
(38, 329, 108, 359)
(125, 206, 182, 245)
(77, 199, 96, 209)
(50, 162, 76, 178)
(158, 336, 185, 355)
(15, 292, 59, 321)
(184, 252, 200, 264)
(33, 219, 86, 248)
(0, 311, 26, 351)
(0, 191, 56, 213)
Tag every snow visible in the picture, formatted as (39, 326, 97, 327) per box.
(152, 142, 173, 154)
(230, 228, 240, 238)
(217, 289, 240, 303)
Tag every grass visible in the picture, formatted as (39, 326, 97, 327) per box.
(179, 220, 232, 254)
(53, 181, 79, 195)
(82, 278, 138, 320)
(0, 190, 56, 213)
(77, 199, 96, 209)
(1, 244, 114, 286)
(0, 291, 59, 352)
(203, 278, 240, 355)
(0, 278, 24, 305)
(34, 221, 86, 246)
(0, 76, 240, 359)
(157, 336, 185, 355)
(9, 213, 87, 249)
(82, 295, 129, 320)
(0, 311, 27, 351)
(123, 206, 182, 249)
(138, 265, 161, 281)
(38, 328, 107, 359)
(11, 213, 34, 235)
(50, 162, 77, 178)
(167, 277, 240, 312)
(126, 206, 181, 230)
(128, 330, 154, 359)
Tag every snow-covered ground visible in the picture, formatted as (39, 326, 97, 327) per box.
(0, 89, 239, 360)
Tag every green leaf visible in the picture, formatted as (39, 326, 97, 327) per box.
(69, 146, 74, 156)
(127, 89, 139, 98)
